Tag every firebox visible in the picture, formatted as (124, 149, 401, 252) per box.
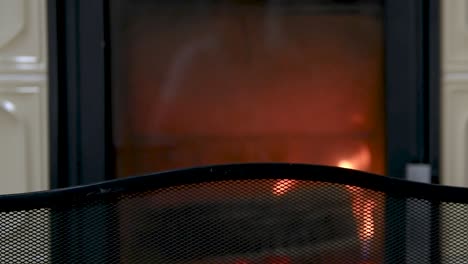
(111, 0, 387, 178)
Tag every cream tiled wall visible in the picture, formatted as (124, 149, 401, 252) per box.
(0, 0, 48, 194)
(442, 0, 468, 187)
(442, 0, 468, 262)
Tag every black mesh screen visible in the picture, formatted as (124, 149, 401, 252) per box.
(0, 164, 462, 263)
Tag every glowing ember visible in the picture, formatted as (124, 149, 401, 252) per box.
(337, 146, 371, 172)
(338, 160, 355, 170)
(360, 200, 376, 241)
(337, 145, 376, 256)
(272, 179, 296, 196)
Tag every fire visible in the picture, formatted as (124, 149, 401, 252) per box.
(345, 188, 376, 242)
(337, 146, 371, 171)
(360, 200, 376, 241)
(338, 160, 355, 170)
(272, 179, 296, 196)
(337, 145, 376, 255)
(271, 145, 377, 256)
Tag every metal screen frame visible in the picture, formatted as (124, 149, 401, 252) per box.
(0, 163, 463, 263)
(0, 164, 465, 212)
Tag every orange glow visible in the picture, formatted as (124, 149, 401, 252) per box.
(337, 146, 376, 253)
(338, 160, 355, 170)
(337, 145, 371, 172)
(346, 187, 376, 241)
(265, 256, 291, 264)
(272, 179, 296, 196)
(360, 200, 376, 241)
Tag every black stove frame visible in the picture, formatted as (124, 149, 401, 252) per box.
(47, 0, 440, 187)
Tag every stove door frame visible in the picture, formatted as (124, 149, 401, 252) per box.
(47, 0, 440, 185)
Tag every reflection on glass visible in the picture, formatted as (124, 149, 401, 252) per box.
(110, 0, 385, 177)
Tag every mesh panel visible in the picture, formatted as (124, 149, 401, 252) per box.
(0, 165, 462, 263)
(0, 209, 50, 263)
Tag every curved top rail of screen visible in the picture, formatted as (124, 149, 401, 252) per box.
(0, 163, 464, 211)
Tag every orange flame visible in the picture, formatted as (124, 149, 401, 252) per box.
(272, 179, 296, 196)
(337, 145, 371, 172)
(360, 200, 376, 241)
(338, 160, 356, 170)
(337, 146, 376, 247)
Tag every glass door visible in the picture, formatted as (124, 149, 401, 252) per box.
(109, 0, 386, 178)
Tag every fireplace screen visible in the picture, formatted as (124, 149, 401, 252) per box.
(110, 0, 385, 178)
